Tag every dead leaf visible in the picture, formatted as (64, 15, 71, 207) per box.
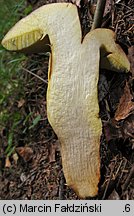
(17, 98, 25, 108)
(16, 146, 33, 162)
(128, 46, 134, 77)
(122, 114, 134, 139)
(103, 120, 122, 142)
(104, 0, 112, 16)
(115, 82, 134, 121)
(5, 157, 11, 168)
(104, 114, 134, 141)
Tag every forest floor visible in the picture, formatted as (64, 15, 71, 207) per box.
(0, 0, 134, 200)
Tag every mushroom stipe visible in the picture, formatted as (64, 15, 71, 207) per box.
(2, 3, 130, 198)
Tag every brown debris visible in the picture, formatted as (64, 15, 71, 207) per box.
(104, 113, 134, 143)
(104, 0, 112, 17)
(128, 46, 134, 77)
(49, 143, 58, 163)
(121, 114, 134, 139)
(122, 164, 134, 191)
(12, 153, 19, 165)
(115, 82, 134, 121)
(17, 98, 25, 108)
(5, 157, 11, 168)
(16, 146, 34, 162)
(108, 189, 120, 200)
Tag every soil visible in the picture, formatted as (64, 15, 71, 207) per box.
(0, 0, 134, 200)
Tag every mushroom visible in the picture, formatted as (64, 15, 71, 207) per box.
(2, 3, 130, 198)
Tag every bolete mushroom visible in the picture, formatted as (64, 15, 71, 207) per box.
(2, 3, 130, 198)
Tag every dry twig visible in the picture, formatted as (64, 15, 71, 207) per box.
(91, 0, 107, 30)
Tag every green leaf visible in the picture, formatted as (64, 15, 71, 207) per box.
(23, 112, 33, 126)
(5, 132, 14, 154)
(29, 115, 41, 129)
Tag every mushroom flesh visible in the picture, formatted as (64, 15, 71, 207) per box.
(2, 3, 130, 198)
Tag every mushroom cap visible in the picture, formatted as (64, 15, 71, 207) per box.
(2, 22, 50, 54)
(85, 28, 130, 73)
(1, 3, 130, 73)
(2, 15, 42, 50)
(1, 4, 53, 54)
